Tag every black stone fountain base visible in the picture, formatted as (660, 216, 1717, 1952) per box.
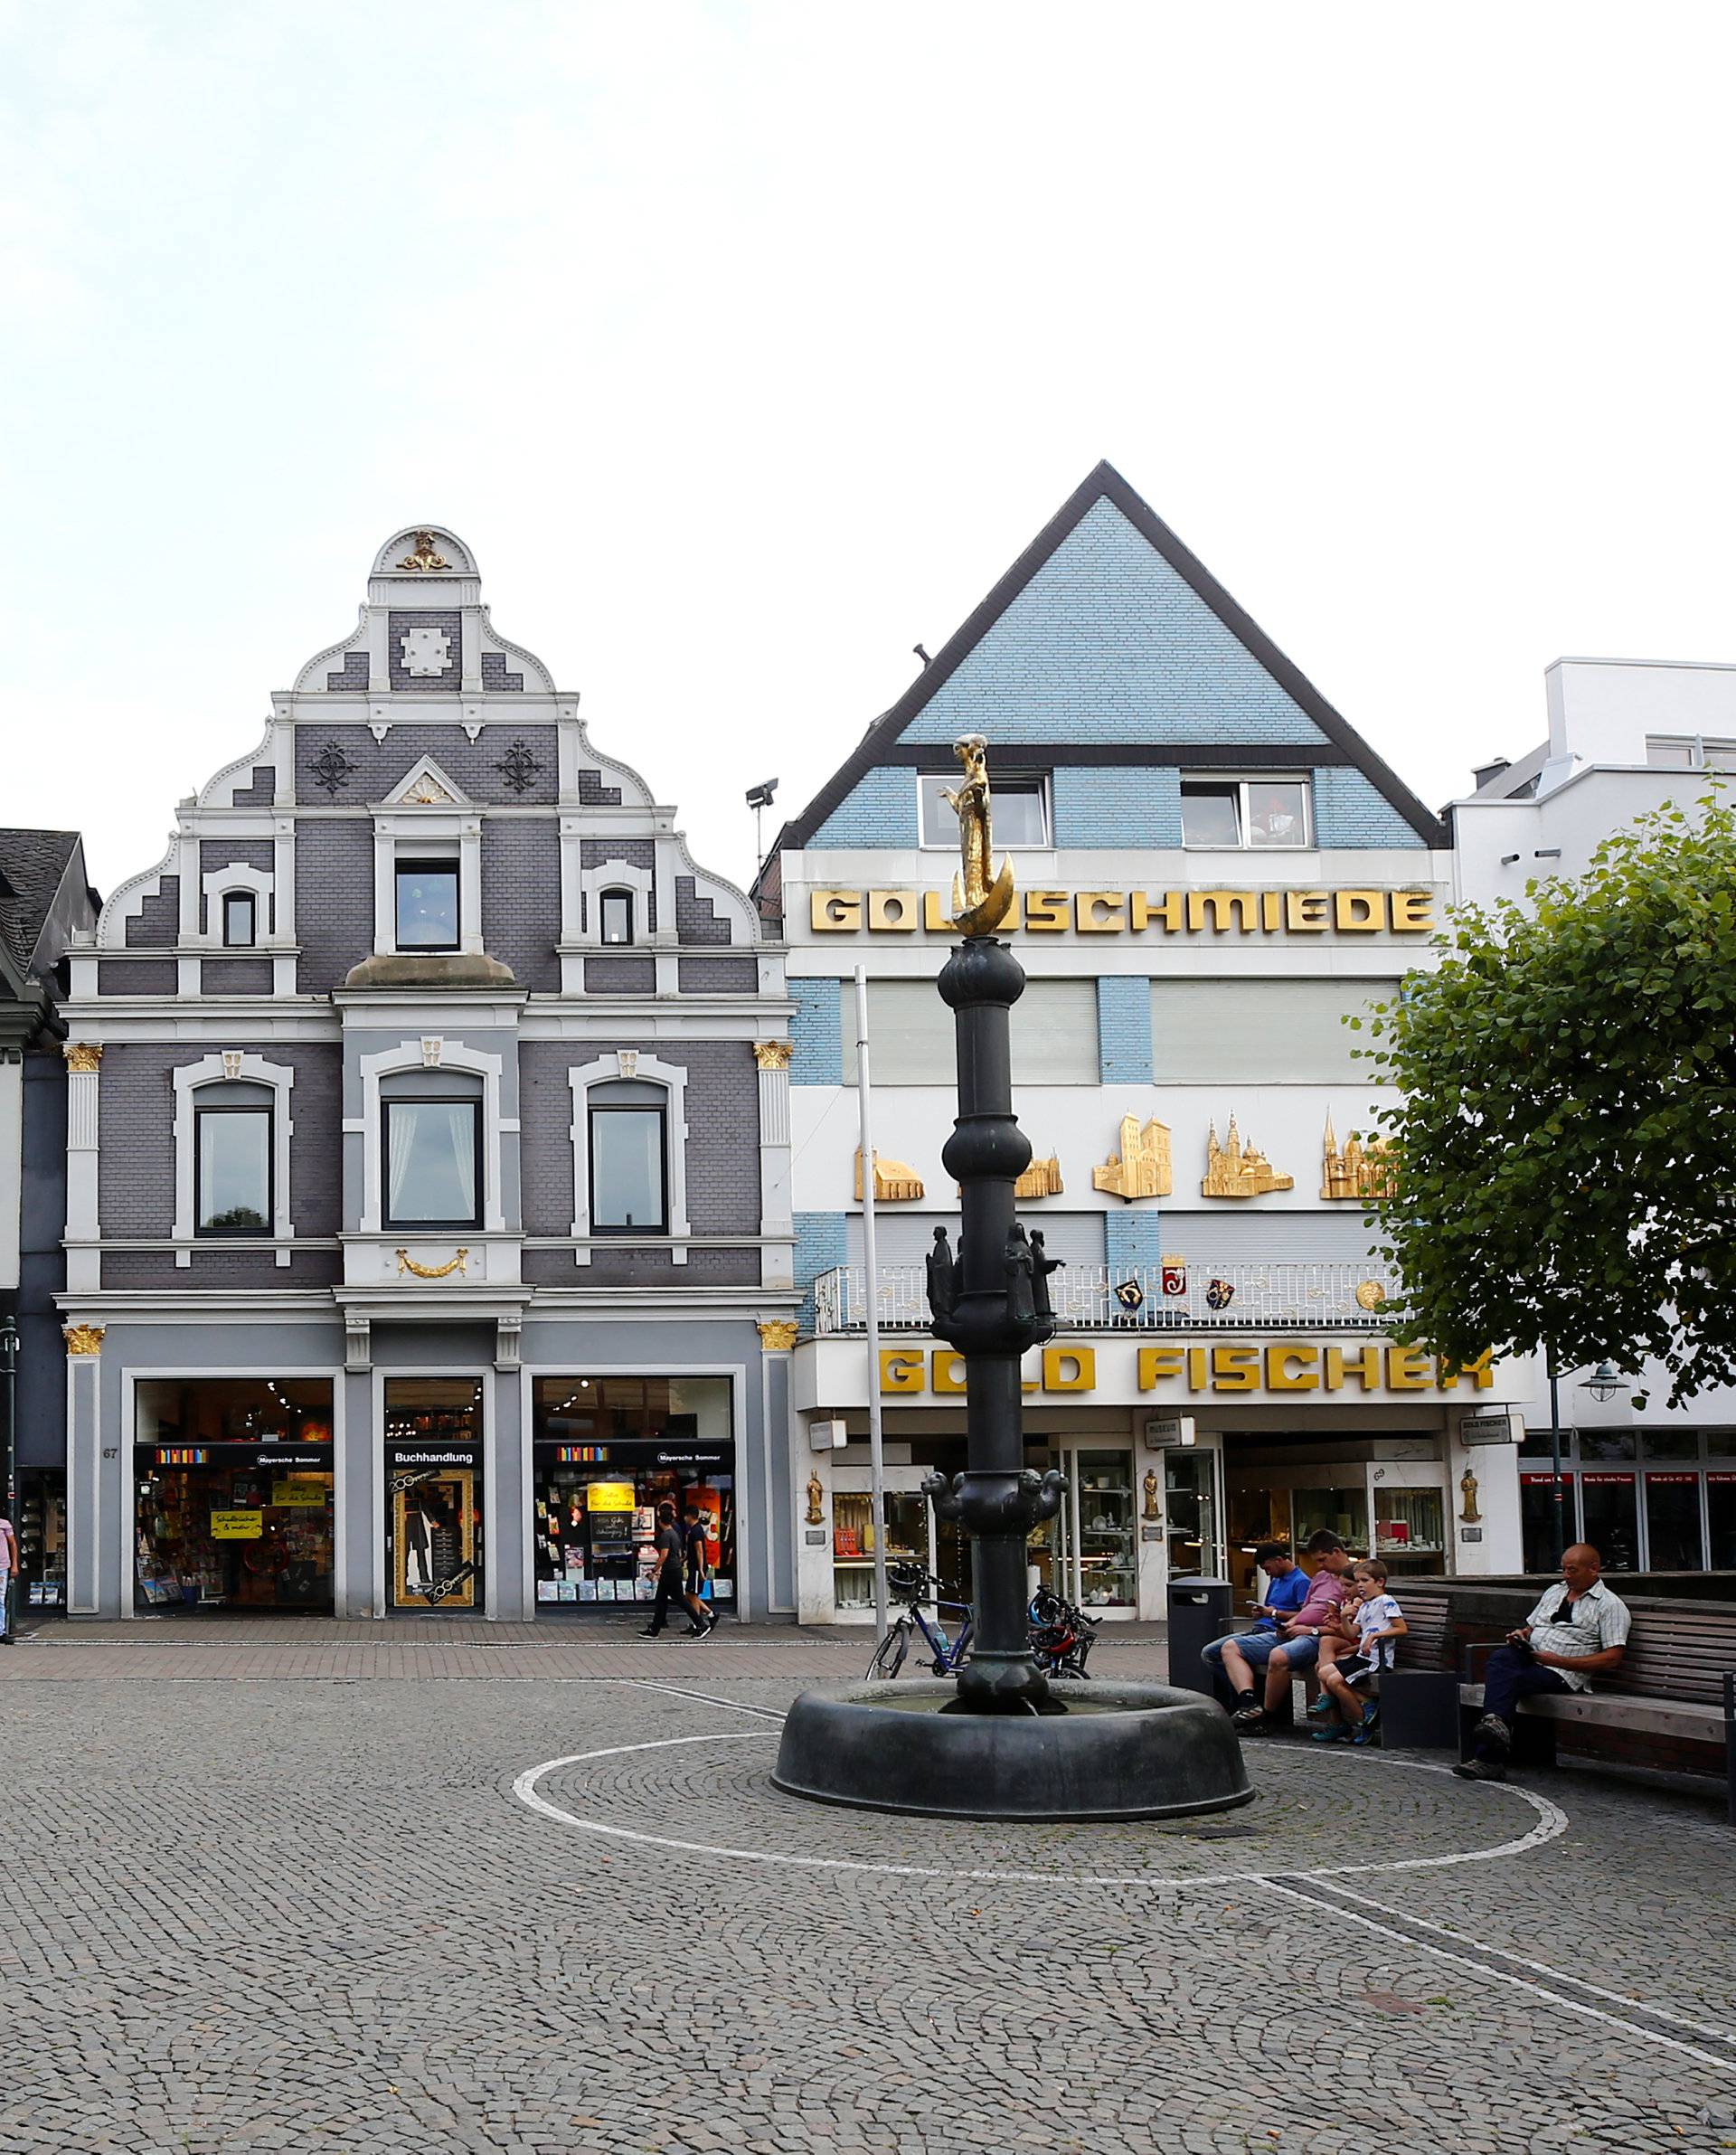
(771, 1682, 1253, 1822)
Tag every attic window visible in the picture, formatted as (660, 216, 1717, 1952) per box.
(1646, 735, 1736, 771)
(1181, 778, 1311, 850)
(919, 771, 1049, 848)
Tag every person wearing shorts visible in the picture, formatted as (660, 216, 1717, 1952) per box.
(1229, 1531, 1354, 1734)
(1201, 1540, 1310, 1695)
(1313, 1560, 1407, 1744)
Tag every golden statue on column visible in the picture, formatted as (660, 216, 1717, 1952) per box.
(944, 733, 1016, 936)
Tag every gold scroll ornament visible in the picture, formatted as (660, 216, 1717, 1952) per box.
(944, 733, 1015, 935)
(395, 1248, 469, 1279)
(398, 531, 451, 572)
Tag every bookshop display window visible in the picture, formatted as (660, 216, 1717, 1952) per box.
(532, 1376, 734, 1610)
(17, 1470, 67, 1612)
(134, 1377, 335, 1612)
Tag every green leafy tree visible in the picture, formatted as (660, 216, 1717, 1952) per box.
(1355, 794, 1736, 1406)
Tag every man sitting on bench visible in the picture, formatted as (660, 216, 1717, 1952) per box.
(1453, 1543, 1632, 1782)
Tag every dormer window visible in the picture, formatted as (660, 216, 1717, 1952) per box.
(222, 891, 257, 949)
(599, 888, 635, 946)
(395, 857, 460, 951)
(1181, 777, 1312, 850)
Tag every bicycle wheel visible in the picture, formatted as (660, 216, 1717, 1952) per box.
(867, 1623, 910, 1679)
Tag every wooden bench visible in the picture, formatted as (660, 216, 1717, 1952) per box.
(1393, 1582, 1736, 1818)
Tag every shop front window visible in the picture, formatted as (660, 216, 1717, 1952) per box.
(1710, 1475, 1736, 1568)
(1521, 1472, 1571, 1572)
(532, 1376, 734, 1610)
(832, 1490, 930, 1614)
(1372, 1488, 1445, 1576)
(1643, 1473, 1704, 1571)
(383, 1379, 484, 1611)
(134, 1377, 335, 1612)
(1075, 1448, 1136, 1608)
(1292, 1486, 1369, 1557)
(1164, 1450, 1220, 1581)
(1579, 1472, 1638, 1571)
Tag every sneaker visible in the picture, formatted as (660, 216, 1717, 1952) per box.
(638, 1626, 663, 1639)
(1231, 1704, 1267, 1730)
(705, 1610, 722, 1634)
(1311, 1724, 1345, 1744)
(1307, 1694, 1335, 1719)
(1472, 1712, 1512, 1750)
(1349, 1720, 1380, 1747)
(1452, 1757, 1506, 1782)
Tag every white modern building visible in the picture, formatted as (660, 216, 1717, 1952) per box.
(1452, 657, 1736, 1574)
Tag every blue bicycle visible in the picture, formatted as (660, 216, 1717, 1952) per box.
(866, 1562, 975, 1678)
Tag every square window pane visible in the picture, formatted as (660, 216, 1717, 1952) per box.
(1180, 784, 1241, 846)
(591, 1107, 665, 1230)
(387, 1100, 479, 1224)
(396, 863, 459, 950)
(197, 1111, 270, 1230)
(1246, 781, 1309, 847)
(919, 773, 1047, 847)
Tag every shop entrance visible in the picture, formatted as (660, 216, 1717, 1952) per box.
(531, 1376, 735, 1612)
(133, 1377, 335, 1613)
(384, 1380, 483, 1612)
(1222, 1435, 1448, 1610)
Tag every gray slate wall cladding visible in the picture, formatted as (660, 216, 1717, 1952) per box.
(479, 821, 561, 990)
(102, 1248, 344, 1289)
(678, 955, 757, 994)
(580, 838, 656, 931)
(292, 724, 560, 806)
(204, 959, 274, 994)
(98, 1043, 344, 1240)
(675, 876, 731, 946)
(584, 955, 656, 995)
(99, 960, 176, 996)
(576, 770, 623, 806)
(125, 874, 180, 948)
(480, 651, 524, 691)
(523, 1247, 761, 1287)
(231, 767, 278, 807)
(295, 821, 375, 992)
(326, 650, 370, 691)
(386, 610, 462, 693)
(517, 1039, 762, 1237)
(199, 838, 277, 931)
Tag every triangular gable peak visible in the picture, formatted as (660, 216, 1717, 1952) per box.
(380, 757, 473, 809)
(774, 461, 1444, 853)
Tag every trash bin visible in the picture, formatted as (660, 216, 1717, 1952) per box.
(1166, 1576, 1233, 1697)
(1377, 1669, 1461, 1751)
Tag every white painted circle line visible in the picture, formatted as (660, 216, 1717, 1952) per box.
(511, 1729, 1568, 1891)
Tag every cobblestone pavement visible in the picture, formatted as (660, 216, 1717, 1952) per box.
(1, 1632, 1731, 2155)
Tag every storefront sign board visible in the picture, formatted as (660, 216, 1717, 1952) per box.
(210, 1510, 264, 1540)
(873, 1340, 1495, 1401)
(807, 886, 1437, 938)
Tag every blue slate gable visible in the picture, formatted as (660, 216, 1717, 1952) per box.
(893, 499, 1328, 748)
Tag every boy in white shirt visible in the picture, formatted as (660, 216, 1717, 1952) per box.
(1313, 1560, 1407, 1744)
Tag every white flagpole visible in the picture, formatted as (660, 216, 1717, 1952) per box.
(854, 962, 890, 1644)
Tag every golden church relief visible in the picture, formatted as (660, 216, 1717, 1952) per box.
(1092, 1115, 1172, 1201)
(1319, 1114, 1398, 1201)
(1201, 1113, 1294, 1199)
(854, 1150, 926, 1203)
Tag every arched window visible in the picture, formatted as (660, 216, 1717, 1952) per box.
(381, 1070, 484, 1231)
(599, 888, 635, 946)
(587, 1079, 666, 1233)
(222, 891, 257, 948)
(194, 1080, 273, 1234)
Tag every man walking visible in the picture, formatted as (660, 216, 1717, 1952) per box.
(682, 1505, 719, 1638)
(1454, 1543, 1630, 1782)
(639, 1501, 689, 1638)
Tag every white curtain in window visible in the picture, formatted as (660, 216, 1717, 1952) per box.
(389, 1101, 477, 1223)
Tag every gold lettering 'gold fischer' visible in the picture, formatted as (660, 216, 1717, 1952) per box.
(810, 887, 1436, 935)
(876, 1342, 1496, 1395)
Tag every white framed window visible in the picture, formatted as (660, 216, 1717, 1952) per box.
(918, 770, 1049, 848)
(222, 892, 257, 948)
(1180, 777, 1312, 850)
(568, 1050, 691, 1263)
(355, 1040, 510, 1235)
(1646, 735, 1736, 771)
(371, 761, 483, 958)
(575, 856, 656, 948)
(599, 888, 635, 946)
(394, 856, 461, 951)
(172, 1053, 296, 1266)
(200, 861, 274, 945)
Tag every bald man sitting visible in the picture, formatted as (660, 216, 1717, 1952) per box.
(1454, 1544, 1631, 1782)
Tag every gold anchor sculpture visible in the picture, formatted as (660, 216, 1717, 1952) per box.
(944, 733, 1016, 935)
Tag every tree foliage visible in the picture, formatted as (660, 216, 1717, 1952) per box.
(1355, 794, 1736, 1406)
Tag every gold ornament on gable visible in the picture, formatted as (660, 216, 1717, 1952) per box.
(398, 531, 451, 572)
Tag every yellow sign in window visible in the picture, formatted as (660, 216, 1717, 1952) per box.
(210, 1510, 264, 1540)
(585, 1480, 637, 1513)
(272, 1479, 327, 1507)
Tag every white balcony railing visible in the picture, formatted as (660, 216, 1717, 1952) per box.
(810, 1261, 1400, 1337)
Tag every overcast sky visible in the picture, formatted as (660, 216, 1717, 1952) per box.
(5, 2, 1734, 903)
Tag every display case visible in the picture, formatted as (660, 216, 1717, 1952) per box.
(1073, 1448, 1136, 1608)
(832, 1489, 931, 1612)
(1372, 1487, 1446, 1575)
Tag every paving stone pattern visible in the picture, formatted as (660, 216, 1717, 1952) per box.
(0, 1630, 1730, 2155)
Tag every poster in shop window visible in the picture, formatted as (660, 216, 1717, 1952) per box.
(390, 1464, 480, 1610)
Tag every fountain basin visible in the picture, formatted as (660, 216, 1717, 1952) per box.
(772, 1680, 1252, 1821)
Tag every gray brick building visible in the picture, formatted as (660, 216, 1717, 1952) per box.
(59, 528, 797, 1621)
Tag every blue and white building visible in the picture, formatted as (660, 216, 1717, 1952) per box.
(759, 463, 1518, 1623)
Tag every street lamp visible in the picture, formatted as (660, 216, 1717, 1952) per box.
(1580, 1361, 1630, 1404)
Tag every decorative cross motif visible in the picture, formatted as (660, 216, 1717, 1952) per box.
(310, 742, 359, 797)
(494, 738, 542, 795)
(400, 627, 452, 677)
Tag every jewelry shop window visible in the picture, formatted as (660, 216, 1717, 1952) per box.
(395, 856, 461, 951)
(194, 1082, 273, 1235)
(599, 888, 635, 946)
(919, 770, 1049, 848)
(1181, 778, 1311, 849)
(222, 891, 257, 948)
(382, 1071, 483, 1230)
(589, 1080, 667, 1233)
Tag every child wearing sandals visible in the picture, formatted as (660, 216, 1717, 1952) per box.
(1311, 1560, 1407, 1744)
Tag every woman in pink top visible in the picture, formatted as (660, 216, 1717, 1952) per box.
(1231, 1532, 1353, 1732)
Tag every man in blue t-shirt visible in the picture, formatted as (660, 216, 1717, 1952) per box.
(1200, 1539, 1318, 1704)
